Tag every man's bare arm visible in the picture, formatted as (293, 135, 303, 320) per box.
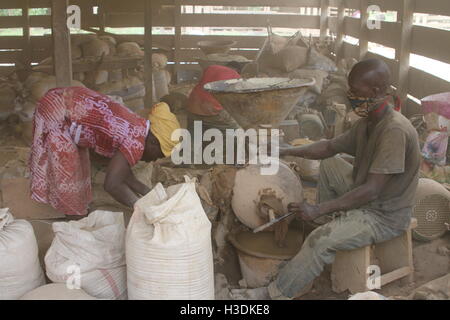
(318, 173, 392, 215)
(289, 173, 393, 221)
(280, 140, 338, 160)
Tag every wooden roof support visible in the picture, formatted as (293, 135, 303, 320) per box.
(396, 0, 415, 109)
(174, 0, 181, 84)
(320, 0, 329, 41)
(52, 0, 73, 87)
(358, 0, 369, 60)
(22, 0, 31, 69)
(144, 0, 154, 106)
(334, 0, 345, 61)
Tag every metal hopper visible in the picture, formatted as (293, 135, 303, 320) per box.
(204, 77, 315, 130)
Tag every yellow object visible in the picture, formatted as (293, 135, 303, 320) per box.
(289, 138, 314, 146)
(148, 102, 181, 157)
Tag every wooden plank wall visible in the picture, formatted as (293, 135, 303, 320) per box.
(0, 0, 323, 70)
(1, 0, 450, 116)
(328, 0, 450, 116)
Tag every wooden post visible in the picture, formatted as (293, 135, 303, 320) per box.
(334, 0, 345, 61)
(320, 0, 329, 41)
(52, 0, 73, 87)
(98, 0, 106, 33)
(359, 0, 369, 60)
(22, 0, 31, 69)
(79, 0, 94, 30)
(174, 0, 182, 84)
(144, 0, 154, 107)
(396, 0, 415, 114)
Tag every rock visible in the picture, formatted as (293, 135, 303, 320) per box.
(437, 246, 450, 256)
(213, 221, 228, 250)
(410, 274, 450, 300)
(215, 273, 231, 300)
(238, 279, 248, 289)
(413, 239, 450, 282)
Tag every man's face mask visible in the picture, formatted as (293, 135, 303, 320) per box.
(347, 91, 388, 118)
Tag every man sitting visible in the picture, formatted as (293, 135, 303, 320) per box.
(232, 58, 421, 300)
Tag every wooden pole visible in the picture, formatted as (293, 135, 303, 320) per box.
(334, 0, 345, 61)
(359, 0, 369, 60)
(174, 0, 182, 84)
(98, 0, 106, 33)
(144, 0, 154, 107)
(396, 0, 415, 114)
(22, 0, 31, 69)
(52, 0, 73, 87)
(320, 0, 329, 41)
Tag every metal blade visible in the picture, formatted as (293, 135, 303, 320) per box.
(253, 211, 296, 233)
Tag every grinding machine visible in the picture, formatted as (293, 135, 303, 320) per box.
(204, 77, 316, 287)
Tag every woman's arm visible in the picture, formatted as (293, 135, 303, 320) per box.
(103, 151, 141, 208)
(125, 173, 151, 197)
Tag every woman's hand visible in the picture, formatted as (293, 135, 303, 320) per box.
(104, 151, 140, 208)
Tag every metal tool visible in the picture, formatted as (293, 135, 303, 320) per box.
(253, 211, 297, 233)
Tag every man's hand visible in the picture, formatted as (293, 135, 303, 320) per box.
(288, 202, 321, 221)
(279, 145, 292, 157)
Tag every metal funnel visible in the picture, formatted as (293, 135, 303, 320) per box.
(204, 77, 315, 129)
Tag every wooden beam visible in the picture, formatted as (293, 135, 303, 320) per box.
(334, 0, 345, 61)
(33, 56, 143, 73)
(344, 16, 360, 39)
(367, 21, 400, 50)
(100, 0, 321, 12)
(101, 13, 320, 29)
(51, 0, 72, 86)
(396, 0, 414, 108)
(144, 0, 153, 106)
(174, 0, 181, 84)
(342, 41, 360, 60)
(182, 0, 320, 5)
(180, 14, 319, 29)
(408, 67, 450, 100)
(411, 25, 450, 66)
(320, 0, 329, 41)
(359, 0, 369, 60)
(415, 0, 450, 16)
(22, 0, 31, 68)
(98, 0, 106, 33)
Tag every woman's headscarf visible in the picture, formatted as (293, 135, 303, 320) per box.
(187, 65, 241, 116)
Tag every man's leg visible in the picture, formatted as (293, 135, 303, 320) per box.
(311, 155, 354, 225)
(266, 210, 404, 300)
(317, 155, 354, 203)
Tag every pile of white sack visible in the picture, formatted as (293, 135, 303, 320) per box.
(0, 208, 45, 299)
(44, 210, 128, 300)
(0, 174, 216, 300)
